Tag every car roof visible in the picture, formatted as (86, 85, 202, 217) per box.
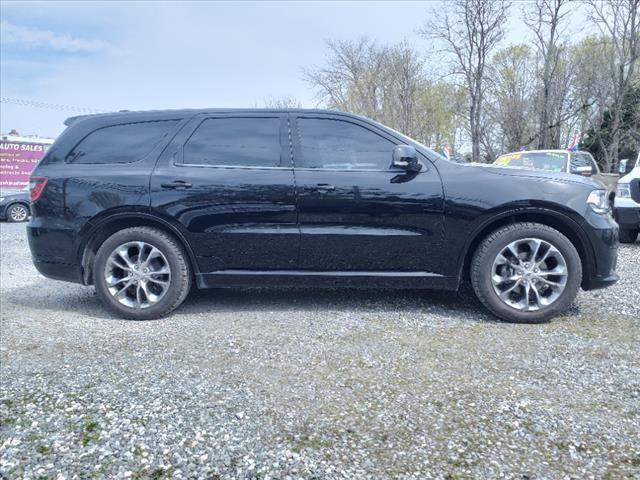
(64, 108, 362, 126)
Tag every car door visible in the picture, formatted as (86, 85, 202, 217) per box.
(150, 113, 299, 273)
(291, 113, 444, 273)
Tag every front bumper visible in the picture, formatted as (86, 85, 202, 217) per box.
(614, 206, 640, 230)
(580, 211, 619, 291)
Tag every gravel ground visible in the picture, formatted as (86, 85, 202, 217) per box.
(1, 222, 639, 479)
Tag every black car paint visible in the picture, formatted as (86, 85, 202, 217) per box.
(27, 109, 619, 292)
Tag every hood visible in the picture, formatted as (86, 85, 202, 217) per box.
(463, 162, 602, 189)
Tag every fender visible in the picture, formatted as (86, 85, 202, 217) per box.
(77, 209, 201, 277)
(455, 205, 595, 286)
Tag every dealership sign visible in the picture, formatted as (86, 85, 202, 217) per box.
(0, 141, 48, 188)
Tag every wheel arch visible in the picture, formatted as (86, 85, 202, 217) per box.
(5, 201, 30, 216)
(78, 211, 198, 285)
(458, 208, 594, 290)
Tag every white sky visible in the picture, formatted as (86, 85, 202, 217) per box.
(1, 0, 590, 138)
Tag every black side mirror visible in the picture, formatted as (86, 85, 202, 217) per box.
(392, 145, 422, 172)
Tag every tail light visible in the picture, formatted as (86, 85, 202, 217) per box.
(29, 177, 48, 202)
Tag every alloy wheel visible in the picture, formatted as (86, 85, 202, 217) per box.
(491, 238, 568, 311)
(104, 241, 171, 309)
(9, 205, 28, 222)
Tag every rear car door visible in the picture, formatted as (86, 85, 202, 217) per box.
(291, 113, 444, 272)
(150, 113, 299, 273)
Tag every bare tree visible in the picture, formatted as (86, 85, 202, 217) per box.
(487, 44, 536, 151)
(421, 0, 510, 162)
(523, 0, 574, 149)
(263, 96, 302, 109)
(587, 0, 640, 171)
(303, 38, 388, 120)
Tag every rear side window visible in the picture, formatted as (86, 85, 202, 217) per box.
(67, 120, 178, 164)
(296, 118, 395, 170)
(182, 117, 281, 167)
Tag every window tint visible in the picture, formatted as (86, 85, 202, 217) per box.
(297, 118, 395, 170)
(183, 117, 281, 167)
(68, 120, 178, 164)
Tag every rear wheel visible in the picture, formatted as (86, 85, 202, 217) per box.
(93, 227, 191, 320)
(619, 228, 638, 244)
(471, 222, 582, 323)
(7, 203, 29, 222)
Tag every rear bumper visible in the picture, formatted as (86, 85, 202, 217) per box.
(32, 259, 84, 284)
(614, 206, 640, 230)
(28, 222, 85, 285)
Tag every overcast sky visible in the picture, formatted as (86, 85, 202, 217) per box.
(1, 1, 587, 138)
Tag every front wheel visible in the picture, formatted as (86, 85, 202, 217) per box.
(93, 227, 192, 320)
(471, 223, 582, 323)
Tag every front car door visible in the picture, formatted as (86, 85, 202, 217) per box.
(291, 113, 444, 275)
(150, 113, 299, 276)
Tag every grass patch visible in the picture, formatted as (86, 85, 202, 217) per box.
(80, 416, 100, 446)
(35, 444, 50, 455)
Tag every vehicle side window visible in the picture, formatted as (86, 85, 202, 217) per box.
(296, 118, 395, 170)
(67, 120, 178, 164)
(182, 117, 281, 167)
(570, 153, 596, 174)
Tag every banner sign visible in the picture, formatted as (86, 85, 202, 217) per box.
(0, 141, 48, 188)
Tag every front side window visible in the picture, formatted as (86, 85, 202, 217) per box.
(296, 118, 395, 170)
(67, 120, 178, 164)
(570, 152, 597, 174)
(183, 117, 281, 167)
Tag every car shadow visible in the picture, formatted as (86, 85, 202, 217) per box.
(3, 279, 495, 323)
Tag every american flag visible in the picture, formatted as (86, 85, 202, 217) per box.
(441, 143, 450, 160)
(566, 132, 581, 152)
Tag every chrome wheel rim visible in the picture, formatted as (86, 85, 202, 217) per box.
(491, 238, 568, 312)
(104, 241, 171, 309)
(10, 205, 28, 221)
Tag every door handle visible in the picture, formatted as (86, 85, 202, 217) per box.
(161, 180, 192, 189)
(314, 184, 336, 193)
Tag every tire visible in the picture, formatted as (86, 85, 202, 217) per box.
(7, 203, 29, 222)
(619, 228, 638, 244)
(471, 222, 582, 324)
(93, 227, 192, 320)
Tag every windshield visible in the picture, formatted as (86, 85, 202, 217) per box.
(494, 151, 567, 172)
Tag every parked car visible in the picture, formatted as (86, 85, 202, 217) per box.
(0, 189, 30, 222)
(494, 150, 619, 202)
(27, 109, 619, 323)
(614, 155, 640, 243)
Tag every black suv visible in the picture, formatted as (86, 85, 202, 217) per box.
(27, 109, 619, 323)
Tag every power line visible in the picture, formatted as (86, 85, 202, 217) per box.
(0, 97, 109, 114)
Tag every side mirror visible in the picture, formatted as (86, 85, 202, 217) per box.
(572, 165, 593, 177)
(392, 145, 422, 172)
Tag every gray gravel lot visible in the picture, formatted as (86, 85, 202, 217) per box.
(1, 222, 639, 479)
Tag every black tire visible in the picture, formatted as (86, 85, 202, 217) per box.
(619, 228, 638, 244)
(7, 203, 29, 222)
(93, 227, 192, 320)
(471, 222, 582, 324)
